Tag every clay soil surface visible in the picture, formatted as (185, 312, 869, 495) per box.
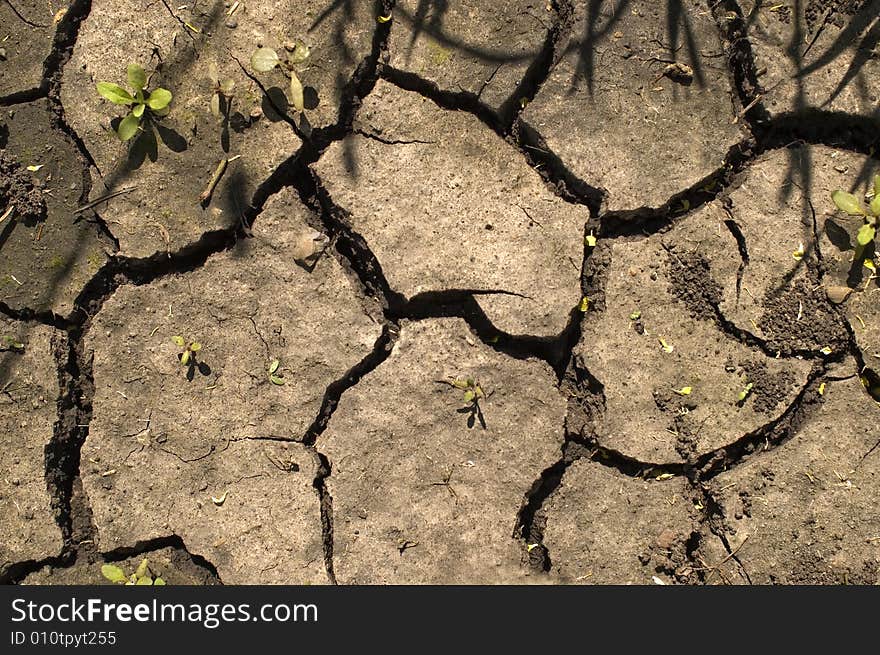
(1, 0, 879, 585)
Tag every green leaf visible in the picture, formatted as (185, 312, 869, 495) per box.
(874, 174, 880, 198)
(251, 47, 280, 72)
(127, 64, 147, 91)
(463, 390, 475, 403)
(288, 40, 311, 65)
(135, 576, 153, 585)
(857, 223, 876, 247)
(117, 112, 140, 141)
(96, 82, 134, 105)
(189, 342, 202, 352)
(268, 359, 280, 375)
(289, 72, 304, 113)
(870, 194, 880, 217)
(154, 577, 166, 585)
(269, 374, 285, 386)
(832, 190, 866, 216)
(210, 93, 221, 118)
(451, 379, 469, 390)
(219, 79, 235, 95)
(147, 88, 172, 110)
(101, 564, 127, 584)
(180, 350, 191, 366)
(172, 336, 185, 347)
(132, 103, 145, 118)
(134, 558, 149, 580)
(585, 233, 597, 247)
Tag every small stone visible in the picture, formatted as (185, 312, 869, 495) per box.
(10, 477, 20, 486)
(225, 19, 237, 28)
(292, 230, 330, 269)
(825, 285, 852, 305)
(656, 528, 677, 550)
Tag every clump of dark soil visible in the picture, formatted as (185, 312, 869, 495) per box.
(758, 279, 849, 354)
(739, 360, 789, 413)
(0, 150, 46, 223)
(665, 248, 722, 321)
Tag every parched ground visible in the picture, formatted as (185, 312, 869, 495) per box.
(1, 0, 879, 585)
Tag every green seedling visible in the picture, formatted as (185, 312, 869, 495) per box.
(101, 558, 166, 586)
(251, 40, 310, 112)
(171, 336, 201, 366)
(1, 335, 24, 352)
(437, 377, 493, 430)
(208, 62, 235, 119)
(832, 174, 880, 249)
(96, 64, 173, 141)
(268, 358, 285, 385)
(737, 382, 754, 405)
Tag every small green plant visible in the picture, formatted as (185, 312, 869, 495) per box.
(832, 174, 880, 249)
(737, 382, 754, 406)
(437, 377, 492, 429)
(1, 335, 24, 352)
(96, 64, 173, 141)
(208, 62, 235, 119)
(101, 558, 166, 585)
(250, 40, 310, 112)
(171, 336, 201, 366)
(267, 358, 285, 385)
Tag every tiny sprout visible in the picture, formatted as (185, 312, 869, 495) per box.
(377, 13, 392, 23)
(629, 311, 641, 321)
(268, 358, 285, 385)
(172, 336, 201, 366)
(96, 64, 172, 141)
(208, 62, 235, 119)
(659, 338, 674, 353)
(673, 386, 692, 396)
(250, 40, 310, 113)
(831, 175, 880, 249)
(819, 346, 833, 356)
(585, 232, 597, 248)
(737, 382, 754, 404)
(792, 243, 805, 261)
(438, 377, 492, 429)
(101, 558, 165, 586)
(1, 335, 24, 352)
(578, 296, 590, 312)
(818, 382, 826, 396)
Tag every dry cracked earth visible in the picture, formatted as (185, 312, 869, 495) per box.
(1, 0, 879, 586)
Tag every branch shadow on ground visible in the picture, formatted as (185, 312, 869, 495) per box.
(571, 0, 709, 97)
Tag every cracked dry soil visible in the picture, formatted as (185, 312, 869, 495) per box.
(1, 0, 879, 585)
